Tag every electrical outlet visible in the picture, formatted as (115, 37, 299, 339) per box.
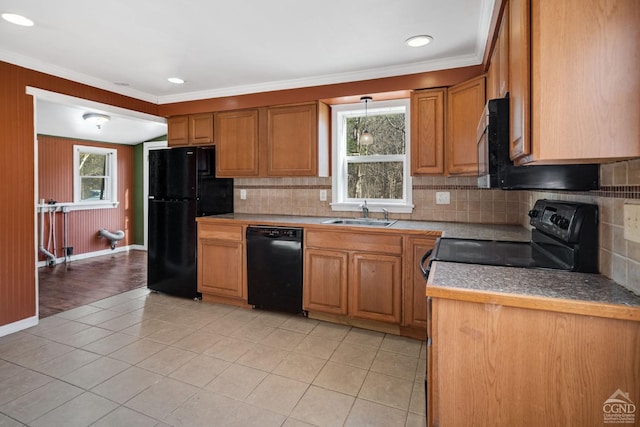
(436, 191, 450, 205)
(319, 190, 327, 201)
(240, 189, 247, 200)
(624, 203, 640, 243)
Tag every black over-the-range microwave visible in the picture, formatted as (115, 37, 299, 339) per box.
(476, 97, 600, 191)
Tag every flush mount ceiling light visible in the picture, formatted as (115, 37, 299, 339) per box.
(167, 77, 185, 84)
(405, 35, 433, 47)
(359, 96, 373, 146)
(1, 13, 34, 27)
(82, 113, 110, 129)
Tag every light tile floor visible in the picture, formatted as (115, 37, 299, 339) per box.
(0, 289, 426, 426)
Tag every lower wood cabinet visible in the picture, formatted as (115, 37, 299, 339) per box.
(303, 229, 403, 325)
(197, 223, 246, 303)
(303, 248, 348, 315)
(403, 237, 436, 331)
(428, 297, 640, 426)
(350, 253, 402, 323)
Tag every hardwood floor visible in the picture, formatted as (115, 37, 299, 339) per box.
(38, 250, 147, 318)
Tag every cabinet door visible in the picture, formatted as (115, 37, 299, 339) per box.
(411, 88, 446, 175)
(303, 248, 348, 315)
(530, 0, 640, 162)
(197, 239, 244, 298)
(498, 2, 509, 98)
(167, 116, 189, 146)
(189, 113, 214, 145)
(349, 253, 402, 323)
(508, 0, 530, 161)
(267, 103, 318, 176)
(403, 237, 436, 329)
(215, 109, 259, 177)
(446, 75, 486, 175)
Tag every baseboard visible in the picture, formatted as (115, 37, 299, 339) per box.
(0, 314, 38, 338)
(37, 245, 146, 267)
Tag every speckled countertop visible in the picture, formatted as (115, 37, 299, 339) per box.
(428, 261, 640, 320)
(199, 213, 531, 241)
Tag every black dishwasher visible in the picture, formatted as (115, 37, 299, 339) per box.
(246, 226, 304, 314)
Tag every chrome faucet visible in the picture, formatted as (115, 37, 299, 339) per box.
(382, 208, 389, 221)
(360, 200, 369, 218)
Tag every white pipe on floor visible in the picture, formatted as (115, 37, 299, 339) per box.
(38, 206, 56, 265)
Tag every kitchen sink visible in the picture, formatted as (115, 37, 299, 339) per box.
(322, 218, 397, 227)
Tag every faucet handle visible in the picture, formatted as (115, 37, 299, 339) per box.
(382, 208, 389, 221)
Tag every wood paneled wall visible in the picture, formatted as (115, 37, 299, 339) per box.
(0, 60, 157, 328)
(38, 136, 134, 258)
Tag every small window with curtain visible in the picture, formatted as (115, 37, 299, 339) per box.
(73, 145, 118, 205)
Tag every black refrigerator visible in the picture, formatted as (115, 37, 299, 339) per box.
(148, 146, 233, 298)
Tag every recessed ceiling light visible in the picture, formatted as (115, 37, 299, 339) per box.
(405, 35, 433, 48)
(2, 13, 34, 27)
(167, 77, 185, 84)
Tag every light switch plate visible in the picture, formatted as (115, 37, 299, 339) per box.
(240, 189, 247, 200)
(624, 203, 640, 243)
(319, 190, 327, 201)
(436, 191, 450, 205)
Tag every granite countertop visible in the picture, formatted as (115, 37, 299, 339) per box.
(428, 261, 640, 321)
(199, 213, 531, 241)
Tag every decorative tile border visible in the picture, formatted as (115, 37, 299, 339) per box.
(236, 184, 331, 190)
(235, 184, 640, 199)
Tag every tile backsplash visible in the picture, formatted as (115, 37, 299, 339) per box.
(233, 158, 640, 295)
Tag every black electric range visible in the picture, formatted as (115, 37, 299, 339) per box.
(421, 199, 599, 278)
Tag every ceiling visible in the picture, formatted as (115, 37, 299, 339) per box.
(1, 0, 495, 144)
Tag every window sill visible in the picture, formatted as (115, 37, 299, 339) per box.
(37, 202, 119, 212)
(330, 202, 414, 214)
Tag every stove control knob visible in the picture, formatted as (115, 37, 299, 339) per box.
(550, 214, 558, 224)
(528, 209, 539, 218)
(560, 218, 570, 229)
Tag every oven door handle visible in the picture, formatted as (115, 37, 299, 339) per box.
(419, 249, 433, 280)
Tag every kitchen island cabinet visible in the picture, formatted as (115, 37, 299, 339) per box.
(197, 222, 248, 307)
(426, 261, 640, 427)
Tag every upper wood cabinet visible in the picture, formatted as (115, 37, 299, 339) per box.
(528, 0, 640, 163)
(167, 113, 214, 147)
(487, 1, 509, 101)
(215, 109, 260, 177)
(445, 75, 486, 175)
(509, 0, 640, 164)
(215, 101, 328, 177)
(267, 103, 319, 176)
(411, 88, 446, 175)
(508, 0, 530, 161)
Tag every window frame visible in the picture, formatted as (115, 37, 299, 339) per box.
(330, 98, 413, 213)
(73, 144, 118, 208)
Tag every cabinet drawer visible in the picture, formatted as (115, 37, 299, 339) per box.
(198, 223, 243, 241)
(306, 230, 402, 255)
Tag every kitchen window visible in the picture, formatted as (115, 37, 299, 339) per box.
(73, 145, 118, 206)
(331, 99, 412, 213)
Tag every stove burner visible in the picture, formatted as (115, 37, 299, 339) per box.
(425, 199, 598, 273)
